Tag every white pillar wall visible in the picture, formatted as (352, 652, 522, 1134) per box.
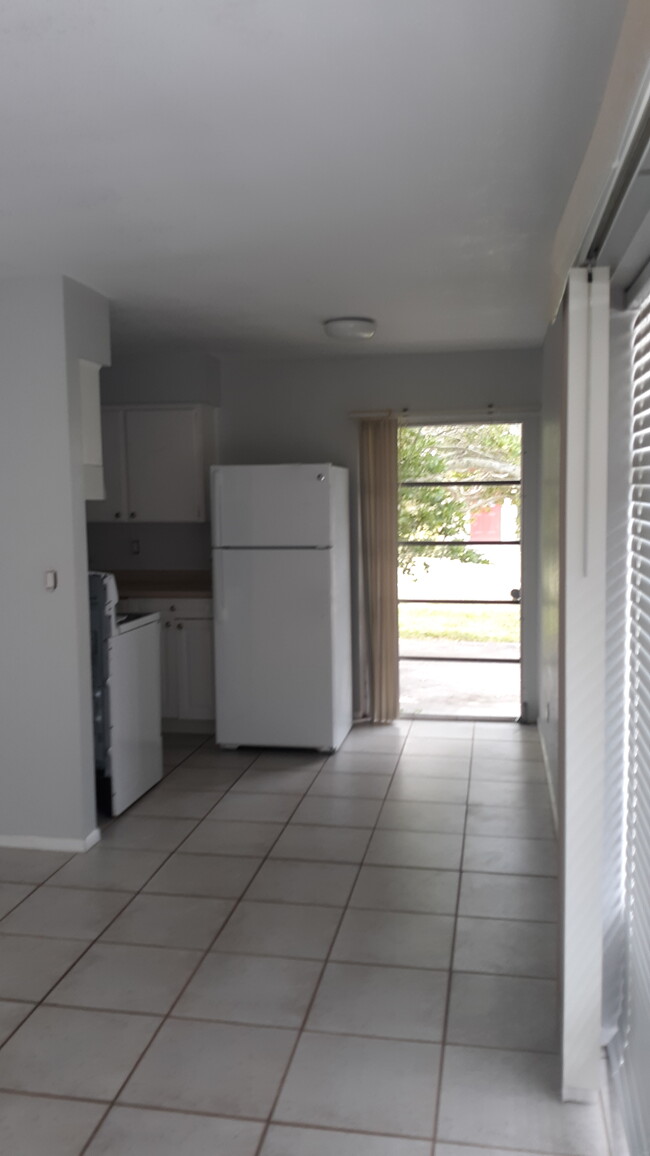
(0, 277, 110, 850)
(560, 268, 609, 1101)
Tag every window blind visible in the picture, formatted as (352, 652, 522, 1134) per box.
(622, 293, 650, 1148)
(602, 310, 634, 1048)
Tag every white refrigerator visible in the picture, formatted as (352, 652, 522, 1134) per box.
(211, 463, 353, 751)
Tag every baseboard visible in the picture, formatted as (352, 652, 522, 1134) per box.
(0, 827, 101, 853)
(602, 1048, 633, 1156)
(538, 726, 559, 835)
(562, 1084, 598, 1104)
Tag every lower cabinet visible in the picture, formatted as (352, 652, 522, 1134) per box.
(166, 616, 215, 721)
(119, 598, 215, 728)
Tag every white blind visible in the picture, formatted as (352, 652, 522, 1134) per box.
(602, 311, 634, 1046)
(623, 294, 650, 1147)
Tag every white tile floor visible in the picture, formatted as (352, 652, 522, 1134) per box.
(0, 721, 613, 1155)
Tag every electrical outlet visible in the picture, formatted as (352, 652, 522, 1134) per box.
(130, 538, 140, 556)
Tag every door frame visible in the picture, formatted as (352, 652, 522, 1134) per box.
(396, 411, 540, 723)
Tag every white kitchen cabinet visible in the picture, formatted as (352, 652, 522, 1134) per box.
(118, 598, 215, 728)
(79, 360, 106, 501)
(87, 404, 216, 523)
(160, 614, 177, 720)
(86, 407, 128, 522)
(176, 618, 215, 720)
(125, 408, 205, 522)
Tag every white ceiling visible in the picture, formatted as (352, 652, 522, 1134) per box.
(0, 1, 627, 354)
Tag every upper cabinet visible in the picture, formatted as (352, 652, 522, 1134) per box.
(87, 404, 216, 523)
(90, 407, 128, 521)
(79, 361, 106, 501)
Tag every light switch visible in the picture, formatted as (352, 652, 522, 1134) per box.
(44, 570, 58, 591)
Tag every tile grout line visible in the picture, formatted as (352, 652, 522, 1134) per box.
(428, 720, 475, 1156)
(0, 746, 261, 1063)
(423, 1135, 609, 1156)
(14, 865, 555, 921)
(75, 746, 322, 1155)
(0, 937, 558, 980)
(250, 720, 417, 1156)
(0, 739, 256, 1142)
(0, 1009, 562, 1056)
(0, 725, 571, 1154)
(432, 726, 567, 1156)
(0, 1084, 602, 1156)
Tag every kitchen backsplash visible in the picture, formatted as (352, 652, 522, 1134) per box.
(86, 523, 211, 572)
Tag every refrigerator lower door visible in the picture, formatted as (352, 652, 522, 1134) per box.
(214, 548, 334, 749)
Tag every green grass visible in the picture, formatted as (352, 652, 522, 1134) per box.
(399, 603, 519, 644)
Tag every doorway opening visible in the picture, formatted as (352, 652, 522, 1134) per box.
(398, 421, 522, 719)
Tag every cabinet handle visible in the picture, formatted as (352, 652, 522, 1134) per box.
(165, 621, 171, 628)
(176, 623, 184, 630)
(114, 512, 121, 519)
(129, 512, 136, 519)
(170, 605, 176, 612)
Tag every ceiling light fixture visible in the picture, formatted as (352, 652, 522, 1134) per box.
(323, 316, 376, 341)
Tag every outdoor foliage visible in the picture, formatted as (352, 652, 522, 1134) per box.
(398, 423, 521, 575)
(399, 603, 520, 644)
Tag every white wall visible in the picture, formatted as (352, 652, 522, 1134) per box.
(0, 277, 110, 849)
(560, 269, 609, 1100)
(218, 349, 542, 713)
(539, 271, 610, 1100)
(538, 305, 565, 808)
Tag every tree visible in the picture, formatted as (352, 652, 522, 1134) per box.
(398, 423, 521, 575)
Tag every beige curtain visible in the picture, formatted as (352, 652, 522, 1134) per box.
(359, 416, 399, 722)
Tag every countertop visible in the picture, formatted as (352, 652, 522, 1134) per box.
(114, 570, 212, 598)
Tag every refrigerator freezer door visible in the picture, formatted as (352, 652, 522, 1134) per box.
(212, 464, 334, 548)
(214, 548, 334, 749)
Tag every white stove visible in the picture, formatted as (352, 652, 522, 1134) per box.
(89, 572, 163, 816)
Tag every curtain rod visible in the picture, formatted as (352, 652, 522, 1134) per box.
(349, 405, 540, 421)
(348, 410, 394, 419)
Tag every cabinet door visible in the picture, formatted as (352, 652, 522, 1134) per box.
(160, 617, 179, 719)
(86, 409, 128, 522)
(176, 618, 215, 720)
(124, 409, 203, 522)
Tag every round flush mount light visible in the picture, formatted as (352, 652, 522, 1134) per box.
(323, 316, 376, 341)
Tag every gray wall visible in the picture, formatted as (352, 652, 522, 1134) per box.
(538, 308, 564, 809)
(100, 350, 220, 406)
(87, 522, 212, 573)
(218, 349, 543, 712)
(0, 277, 110, 847)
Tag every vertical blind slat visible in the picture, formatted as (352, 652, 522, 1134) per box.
(622, 296, 650, 1149)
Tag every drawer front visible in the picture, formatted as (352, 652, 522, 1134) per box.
(118, 597, 212, 619)
(166, 598, 213, 619)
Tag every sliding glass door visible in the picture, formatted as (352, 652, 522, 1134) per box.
(398, 422, 522, 719)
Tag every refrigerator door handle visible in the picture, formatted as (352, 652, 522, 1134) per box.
(213, 550, 227, 622)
